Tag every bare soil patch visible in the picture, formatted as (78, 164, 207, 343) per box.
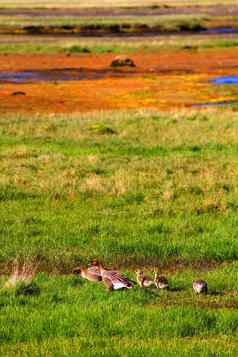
(1, 5, 238, 17)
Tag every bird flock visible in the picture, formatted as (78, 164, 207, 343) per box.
(73, 261, 208, 294)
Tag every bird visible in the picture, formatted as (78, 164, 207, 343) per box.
(95, 262, 133, 291)
(192, 279, 208, 294)
(136, 270, 154, 288)
(154, 269, 169, 290)
(73, 265, 102, 282)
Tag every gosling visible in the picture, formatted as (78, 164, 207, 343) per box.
(154, 270, 169, 290)
(136, 270, 154, 288)
(192, 279, 208, 294)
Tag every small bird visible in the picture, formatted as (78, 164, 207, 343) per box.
(96, 263, 133, 291)
(154, 270, 169, 289)
(192, 279, 208, 294)
(136, 270, 154, 288)
(73, 265, 102, 282)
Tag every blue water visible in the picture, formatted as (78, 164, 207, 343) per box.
(212, 75, 238, 85)
(205, 27, 238, 34)
(0, 68, 135, 83)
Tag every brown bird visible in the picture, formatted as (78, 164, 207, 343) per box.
(154, 270, 169, 289)
(192, 279, 208, 294)
(96, 263, 133, 291)
(136, 270, 154, 288)
(73, 265, 102, 282)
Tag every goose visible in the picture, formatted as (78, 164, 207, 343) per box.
(154, 270, 169, 289)
(192, 279, 208, 294)
(73, 265, 102, 282)
(96, 263, 133, 291)
(136, 270, 154, 288)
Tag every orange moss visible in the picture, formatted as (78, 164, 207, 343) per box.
(1, 48, 238, 113)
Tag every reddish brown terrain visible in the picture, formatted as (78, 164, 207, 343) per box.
(1, 48, 238, 113)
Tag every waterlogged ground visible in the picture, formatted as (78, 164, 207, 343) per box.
(1, 47, 238, 113)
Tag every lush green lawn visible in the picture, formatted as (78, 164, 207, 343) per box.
(2, 109, 238, 355)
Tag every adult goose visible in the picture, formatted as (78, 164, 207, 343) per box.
(73, 265, 102, 282)
(96, 263, 133, 291)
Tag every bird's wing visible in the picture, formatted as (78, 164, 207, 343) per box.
(103, 270, 132, 288)
(102, 277, 113, 291)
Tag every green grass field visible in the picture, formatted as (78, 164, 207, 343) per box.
(3, 110, 238, 268)
(2, 109, 238, 355)
(2, 266, 238, 356)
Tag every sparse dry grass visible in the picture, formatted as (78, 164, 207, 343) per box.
(4, 258, 38, 288)
(0, 0, 236, 8)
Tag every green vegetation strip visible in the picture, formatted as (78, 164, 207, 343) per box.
(0, 14, 208, 27)
(0, 14, 237, 36)
(0, 14, 211, 38)
(1, 36, 238, 54)
(0, 0, 237, 8)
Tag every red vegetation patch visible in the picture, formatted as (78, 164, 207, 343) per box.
(1, 48, 238, 113)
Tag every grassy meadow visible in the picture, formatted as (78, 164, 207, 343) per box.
(3, 110, 238, 268)
(2, 109, 238, 355)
